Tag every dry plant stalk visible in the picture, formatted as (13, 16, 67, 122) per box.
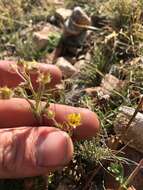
(113, 96, 143, 150)
(126, 97, 143, 130)
(118, 159, 143, 190)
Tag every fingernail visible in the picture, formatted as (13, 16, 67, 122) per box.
(36, 131, 73, 167)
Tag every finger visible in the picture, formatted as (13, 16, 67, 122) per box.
(0, 98, 100, 140)
(0, 60, 62, 88)
(0, 127, 73, 178)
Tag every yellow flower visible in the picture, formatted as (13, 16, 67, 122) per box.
(0, 87, 13, 99)
(67, 113, 81, 129)
(37, 73, 51, 85)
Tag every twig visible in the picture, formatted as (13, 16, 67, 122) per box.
(126, 96, 143, 130)
(118, 159, 143, 190)
(110, 96, 143, 150)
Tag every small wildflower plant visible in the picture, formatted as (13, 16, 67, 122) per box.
(12, 59, 52, 125)
(2, 59, 82, 136)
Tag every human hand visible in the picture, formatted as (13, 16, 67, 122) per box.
(0, 61, 100, 178)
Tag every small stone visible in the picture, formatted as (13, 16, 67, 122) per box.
(64, 57, 77, 65)
(101, 74, 124, 95)
(74, 60, 85, 70)
(56, 57, 77, 78)
(84, 87, 110, 108)
(33, 23, 61, 50)
(55, 8, 72, 23)
(84, 74, 125, 102)
(84, 87, 109, 98)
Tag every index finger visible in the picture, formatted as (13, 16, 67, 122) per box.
(0, 61, 62, 88)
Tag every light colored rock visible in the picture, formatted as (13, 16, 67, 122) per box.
(56, 57, 77, 78)
(33, 23, 61, 50)
(74, 53, 91, 70)
(84, 87, 110, 107)
(64, 57, 76, 65)
(55, 8, 72, 22)
(84, 87, 109, 99)
(114, 106, 143, 153)
(101, 74, 125, 95)
(74, 60, 85, 70)
(84, 74, 125, 101)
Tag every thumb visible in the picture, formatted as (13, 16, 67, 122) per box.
(0, 127, 73, 178)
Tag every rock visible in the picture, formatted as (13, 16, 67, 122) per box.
(101, 74, 125, 95)
(84, 87, 110, 100)
(74, 59, 86, 70)
(114, 106, 143, 153)
(33, 23, 61, 50)
(84, 87, 110, 109)
(55, 8, 72, 23)
(84, 74, 125, 98)
(74, 53, 91, 71)
(56, 57, 77, 78)
(64, 57, 77, 65)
